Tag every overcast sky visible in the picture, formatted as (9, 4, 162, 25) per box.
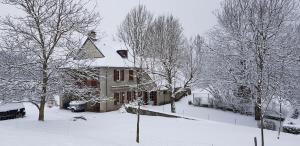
(0, 0, 222, 45)
(97, 0, 222, 37)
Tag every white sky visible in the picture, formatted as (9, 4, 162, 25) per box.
(0, 0, 222, 46)
(97, 0, 222, 37)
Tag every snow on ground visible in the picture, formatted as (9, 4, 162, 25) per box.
(0, 103, 299, 146)
(145, 94, 258, 127)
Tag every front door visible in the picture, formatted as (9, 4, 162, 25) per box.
(150, 91, 157, 105)
(143, 92, 148, 105)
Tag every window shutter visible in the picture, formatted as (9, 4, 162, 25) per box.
(120, 92, 125, 103)
(114, 70, 117, 81)
(114, 93, 119, 105)
(114, 70, 119, 81)
(127, 91, 132, 102)
(121, 70, 125, 81)
(91, 80, 98, 88)
(129, 70, 134, 81)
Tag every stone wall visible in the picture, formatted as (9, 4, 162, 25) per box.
(125, 106, 178, 118)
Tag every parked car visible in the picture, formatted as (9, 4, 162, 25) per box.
(68, 101, 86, 112)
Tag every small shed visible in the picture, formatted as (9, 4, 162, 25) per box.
(0, 103, 26, 121)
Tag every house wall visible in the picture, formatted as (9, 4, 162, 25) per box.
(99, 68, 137, 103)
(156, 91, 171, 105)
(155, 88, 191, 106)
(99, 100, 121, 112)
(61, 67, 190, 112)
(78, 39, 104, 59)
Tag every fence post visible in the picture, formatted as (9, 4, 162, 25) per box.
(254, 137, 257, 146)
(193, 93, 194, 105)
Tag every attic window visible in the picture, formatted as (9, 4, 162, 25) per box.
(117, 50, 128, 58)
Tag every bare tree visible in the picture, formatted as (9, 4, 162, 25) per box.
(208, 0, 300, 146)
(0, 0, 100, 121)
(147, 15, 185, 113)
(181, 35, 205, 88)
(118, 5, 153, 143)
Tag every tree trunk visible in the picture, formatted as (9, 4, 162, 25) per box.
(136, 105, 140, 143)
(39, 62, 48, 121)
(278, 101, 282, 139)
(171, 95, 176, 113)
(255, 98, 261, 120)
(38, 99, 45, 121)
(260, 115, 264, 146)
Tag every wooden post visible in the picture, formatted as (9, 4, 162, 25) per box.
(254, 137, 257, 146)
(193, 93, 194, 105)
(136, 104, 140, 143)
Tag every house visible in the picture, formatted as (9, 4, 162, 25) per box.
(60, 31, 188, 112)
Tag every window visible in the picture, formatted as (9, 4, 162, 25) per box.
(117, 50, 128, 58)
(90, 80, 99, 88)
(114, 69, 125, 81)
(114, 70, 120, 81)
(150, 91, 157, 101)
(129, 70, 134, 81)
(114, 93, 119, 105)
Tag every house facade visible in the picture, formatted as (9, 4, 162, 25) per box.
(60, 31, 176, 112)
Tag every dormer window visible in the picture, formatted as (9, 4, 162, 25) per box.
(117, 50, 128, 58)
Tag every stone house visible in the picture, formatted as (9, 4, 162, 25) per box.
(60, 31, 178, 112)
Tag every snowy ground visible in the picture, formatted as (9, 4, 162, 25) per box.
(145, 93, 258, 127)
(0, 103, 299, 146)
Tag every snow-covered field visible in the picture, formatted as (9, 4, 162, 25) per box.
(145, 93, 258, 127)
(0, 103, 299, 146)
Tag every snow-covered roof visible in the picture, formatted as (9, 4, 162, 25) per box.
(87, 40, 134, 68)
(63, 37, 135, 69)
(0, 103, 24, 112)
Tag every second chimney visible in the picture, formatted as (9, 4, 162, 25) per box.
(88, 30, 97, 41)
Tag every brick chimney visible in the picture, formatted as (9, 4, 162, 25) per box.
(88, 30, 97, 41)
